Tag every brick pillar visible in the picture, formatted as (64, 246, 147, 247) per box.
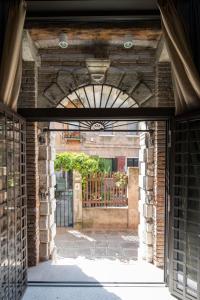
(154, 61, 174, 267)
(18, 61, 38, 108)
(26, 122, 39, 266)
(18, 61, 40, 266)
(153, 122, 166, 267)
(155, 62, 174, 107)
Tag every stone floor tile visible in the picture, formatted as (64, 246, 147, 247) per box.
(107, 248, 122, 258)
(107, 241, 122, 248)
(94, 240, 108, 247)
(122, 248, 138, 259)
(78, 240, 96, 248)
(120, 242, 138, 248)
(23, 286, 177, 300)
(94, 247, 107, 257)
(57, 247, 79, 258)
(76, 248, 92, 258)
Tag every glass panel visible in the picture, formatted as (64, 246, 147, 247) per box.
(172, 120, 200, 300)
(0, 111, 27, 300)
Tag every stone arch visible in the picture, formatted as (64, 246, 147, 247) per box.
(57, 84, 139, 109)
(41, 67, 154, 108)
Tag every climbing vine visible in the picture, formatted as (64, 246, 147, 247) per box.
(55, 153, 128, 187)
(54, 152, 100, 180)
(113, 172, 128, 187)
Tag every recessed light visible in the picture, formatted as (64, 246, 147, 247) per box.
(58, 33, 68, 48)
(123, 40, 134, 49)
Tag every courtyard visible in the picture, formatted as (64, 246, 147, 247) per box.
(24, 229, 175, 300)
(28, 229, 164, 283)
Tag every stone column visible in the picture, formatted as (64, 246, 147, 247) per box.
(73, 171, 83, 229)
(138, 126, 154, 263)
(38, 131, 56, 261)
(127, 167, 139, 229)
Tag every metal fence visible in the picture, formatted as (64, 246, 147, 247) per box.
(82, 172, 128, 208)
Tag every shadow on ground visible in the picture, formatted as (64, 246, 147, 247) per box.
(25, 265, 122, 300)
(28, 229, 164, 283)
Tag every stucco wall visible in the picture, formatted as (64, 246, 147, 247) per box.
(82, 207, 129, 229)
(55, 131, 140, 159)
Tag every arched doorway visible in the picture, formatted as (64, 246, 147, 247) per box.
(52, 84, 141, 132)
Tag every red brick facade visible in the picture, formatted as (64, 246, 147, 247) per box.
(153, 61, 174, 266)
(19, 61, 40, 266)
(153, 121, 166, 267)
(26, 122, 40, 266)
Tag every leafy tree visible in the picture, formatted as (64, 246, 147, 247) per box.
(54, 152, 100, 180)
(54, 153, 128, 187)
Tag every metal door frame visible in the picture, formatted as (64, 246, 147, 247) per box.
(19, 106, 174, 286)
(168, 111, 200, 300)
(0, 102, 27, 300)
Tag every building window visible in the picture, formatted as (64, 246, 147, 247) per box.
(68, 121, 80, 131)
(98, 158, 118, 172)
(63, 122, 81, 140)
(127, 157, 139, 168)
(112, 158, 118, 172)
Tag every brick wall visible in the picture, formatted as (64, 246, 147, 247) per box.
(18, 61, 38, 108)
(153, 122, 166, 267)
(156, 62, 174, 107)
(37, 47, 157, 108)
(138, 61, 174, 266)
(18, 61, 40, 266)
(152, 61, 174, 267)
(26, 122, 40, 266)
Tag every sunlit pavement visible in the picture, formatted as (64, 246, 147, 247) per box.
(28, 229, 164, 283)
(22, 285, 176, 300)
(25, 229, 176, 299)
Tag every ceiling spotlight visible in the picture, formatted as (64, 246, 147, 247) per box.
(123, 40, 134, 49)
(123, 35, 134, 49)
(58, 33, 68, 48)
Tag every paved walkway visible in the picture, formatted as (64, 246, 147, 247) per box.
(22, 285, 176, 300)
(56, 228, 139, 261)
(28, 228, 164, 283)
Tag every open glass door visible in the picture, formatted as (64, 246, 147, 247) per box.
(0, 104, 27, 300)
(169, 117, 200, 300)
